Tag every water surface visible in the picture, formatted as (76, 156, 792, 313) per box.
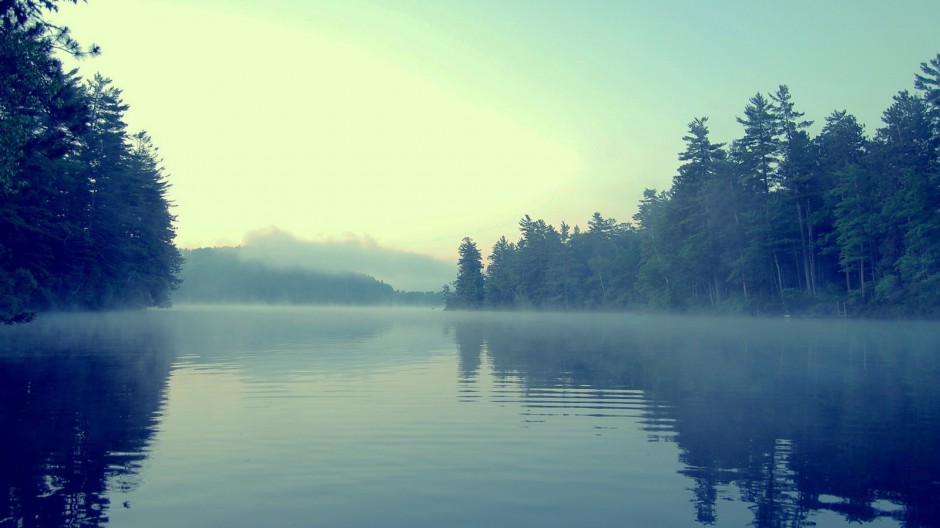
(1, 306, 938, 527)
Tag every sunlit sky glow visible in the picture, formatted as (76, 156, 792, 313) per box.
(54, 0, 940, 264)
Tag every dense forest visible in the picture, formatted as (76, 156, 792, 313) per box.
(0, 1, 181, 323)
(447, 54, 940, 317)
(175, 248, 439, 306)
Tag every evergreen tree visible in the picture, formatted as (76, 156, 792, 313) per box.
(871, 87, 940, 313)
(484, 236, 518, 307)
(829, 165, 876, 300)
(121, 131, 183, 307)
(0, 2, 181, 321)
(444, 52, 940, 317)
(736, 92, 781, 193)
(914, 53, 940, 117)
(634, 189, 676, 308)
(515, 215, 564, 305)
(671, 117, 728, 306)
(449, 237, 484, 309)
(585, 213, 617, 299)
(817, 111, 867, 171)
(771, 85, 818, 295)
(817, 111, 868, 298)
(869, 91, 936, 301)
(0, 1, 89, 321)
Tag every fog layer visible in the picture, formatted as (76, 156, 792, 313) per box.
(238, 228, 454, 292)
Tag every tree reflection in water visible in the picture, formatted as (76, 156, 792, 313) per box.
(0, 313, 174, 528)
(451, 314, 940, 528)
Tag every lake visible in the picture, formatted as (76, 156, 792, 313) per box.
(1, 306, 939, 527)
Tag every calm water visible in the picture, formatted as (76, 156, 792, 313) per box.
(2, 306, 939, 527)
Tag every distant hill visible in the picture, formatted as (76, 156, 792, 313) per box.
(174, 248, 440, 306)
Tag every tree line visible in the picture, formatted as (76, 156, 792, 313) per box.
(175, 248, 440, 306)
(0, 1, 181, 323)
(447, 53, 940, 317)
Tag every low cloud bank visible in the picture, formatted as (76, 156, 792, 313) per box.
(238, 228, 455, 292)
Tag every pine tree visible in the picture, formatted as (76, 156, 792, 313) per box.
(0, 2, 89, 321)
(736, 93, 781, 193)
(914, 53, 940, 114)
(671, 117, 728, 306)
(771, 85, 818, 295)
(634, 189, 676, 308)
(484, 236, 518, 307)
(450, 237, 484, 309)
(1, 4, 180, 321)
(515, 215, 563, 305)
(817, 110, 868, 297)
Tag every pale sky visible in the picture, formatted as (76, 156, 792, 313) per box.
(54, 0, 940, 264)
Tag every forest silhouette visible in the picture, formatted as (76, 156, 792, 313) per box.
(448, 61, 940, 318)
(0, 1, 180, 323)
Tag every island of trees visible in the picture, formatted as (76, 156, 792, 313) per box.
(0, 1, 181, 323)
(447, 54, 940, 318)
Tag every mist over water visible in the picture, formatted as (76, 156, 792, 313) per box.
(238, 228, 454, 292)
(0, 312, 174, 527)
(1, 307, 938, 527)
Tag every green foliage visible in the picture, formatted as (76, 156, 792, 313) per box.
(447, 52, 940, 317)
(0, 3, 180, 321)
(448, 237, 484, 309)
(916, 53, 940, 93)
(483, 236, 517, 307)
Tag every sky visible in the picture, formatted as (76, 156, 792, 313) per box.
(52, 0, 940, 288)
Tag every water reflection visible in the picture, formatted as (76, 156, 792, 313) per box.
(454, 319, 485, 379)
(452, 314, 940, 528)
(0, 312, 175, 528)
(3, 308, 939, 528)
(166, 306, 430, 380)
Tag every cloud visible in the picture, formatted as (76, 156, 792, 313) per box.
(238, 227, 454, 292)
